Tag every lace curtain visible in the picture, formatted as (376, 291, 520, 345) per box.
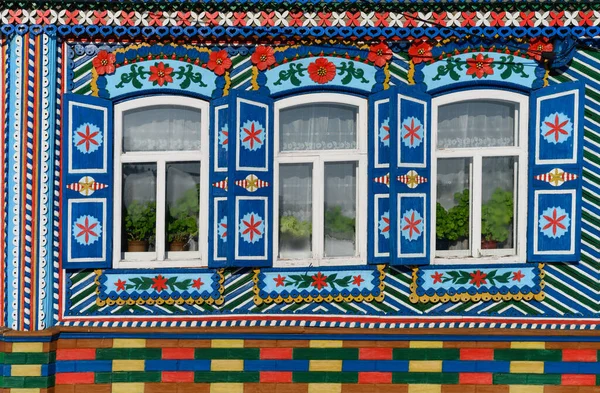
(123, 105, 202, 152)
(437, 101, 516, 148)
(279, 104, 357, 151)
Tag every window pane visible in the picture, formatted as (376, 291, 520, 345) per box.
(437, 101, 515, 148)
(166, 162, 200, 252)
(122, 163, 157, 253)
(324, 162, 357, 257)
(123, 106, 201, 152)
(436, 158, 471, 252)
(280, 104, 357, 151)
(482, 157, 516, 251)
(279, 164, 312, 259)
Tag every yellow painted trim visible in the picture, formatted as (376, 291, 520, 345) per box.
(308, 384, 342, 393)
(253, 265, 386, 305)
(310, 340, 343, 348)
(10, 365, 42, 377)
(509, 386, 544, 393)
(409, 264, 545, 304)
(112, 360, 145, 372)
(112, 383, 145, 393)
(212, 339, 244, 348)
(211, 359, 244, 371)
(12, 343, 43, 353)
(309, 360, 343, 372)
(113, 338, 145, 348)
(510, 361, 544, 374)
(511, 341, 545, 349)
(211, 383, 244, 393)
(409, 360, 443, 372)
(409, 341, 443, 348)
(408, 384, 441, 393)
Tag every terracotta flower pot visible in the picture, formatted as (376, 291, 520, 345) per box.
(127, 240, 148, 252)
(481, 240, 497, 249)
(169, 241, 186, 251)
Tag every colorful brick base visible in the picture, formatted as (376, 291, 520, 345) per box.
(2, 330, 600, 392)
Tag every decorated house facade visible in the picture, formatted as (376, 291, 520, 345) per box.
(0, 0, 599, 392)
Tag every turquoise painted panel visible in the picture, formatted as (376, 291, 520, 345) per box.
(421, 52, 539, 92)
(265, 57, 377, 95)
(102, 60, 217, 99)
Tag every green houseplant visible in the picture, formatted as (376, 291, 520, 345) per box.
(167, 185, 200, 251)
(280, 215, 312, 248)
(324, 206, 356, 241)
(436, 189, 470, 249)
(124, 201, 156, 252)
(481, 188, 514, 249)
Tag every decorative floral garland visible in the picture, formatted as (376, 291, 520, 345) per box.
(94, 269, 225, 307)
(253, 265, 386, 305)
(409, 264, 545, 304)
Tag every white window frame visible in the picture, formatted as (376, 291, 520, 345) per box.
(113, 95, 210, 268)
(273, 93, 368, 267)
(431, 90, 528, 265)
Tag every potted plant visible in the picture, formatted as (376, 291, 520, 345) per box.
(124, 201, 156, 252)
(481, 188, 514, 249)
(279, 215, 312, 250)
(324, 206, 356, 241)
(436, 189, 470, 250)
(167, 186, 199, 251)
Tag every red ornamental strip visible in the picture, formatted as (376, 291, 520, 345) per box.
(534, 170, 578, 186)
(373, 174, 390, 187)
(397, 174, 428, 187)
(234, 178, 269, 191)
(66, 181, 108, 192)
(212, 177, 228, 191)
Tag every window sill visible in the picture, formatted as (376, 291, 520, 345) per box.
(432, 256, 527, 266)
(273, 257, 366, 268)
(114, 260, 207, 269)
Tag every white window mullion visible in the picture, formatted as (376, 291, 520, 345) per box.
(471, 155, 482, 258)
(155, 159, 167, 261)
(313, 157, 324, 264)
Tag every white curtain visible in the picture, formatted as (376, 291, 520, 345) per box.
(279, 104, 357, 151)
(123, 105, 201, 152)
(437, 101, 515, 148)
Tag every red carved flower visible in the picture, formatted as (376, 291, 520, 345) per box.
(542, 208, 568, 236)
(528, 38, 553, 61)
(242, 214, 263, 242)
(151, 274, 168, 293)
(469, 270, 488, 288)
(368, 43, 392, 67)
(431, 272, 444, 284)
(544, 114, 570, 143)
(308, 57, 336, 85)
(466, 53, 494, 79)
(251, 46, 276, 71)
(311, 272, 328, 291)
(148, 62, 173, 87)
(408, 40, 433, 64)
(208, 50, 232, 76)
(274, 274, 286, 287)
(242, 122, 264, 150)
(75, 217, 99, 244)
(76, 125, 100, 152)
(92, 50, 116, 75)
(115, 279, 127, 292)
(192, 278, 204, 289)
(352, 275, 365, 286)
(512, 270, 525, 282)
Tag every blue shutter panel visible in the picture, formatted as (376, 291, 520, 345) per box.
(390, 86, 432, 265)
(368, 90, 395, 264)
(62, 94, 113, 269)
(227, 90, 274, 267)
(208, 97, 230, 268)
(528, 81, 584, 262)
